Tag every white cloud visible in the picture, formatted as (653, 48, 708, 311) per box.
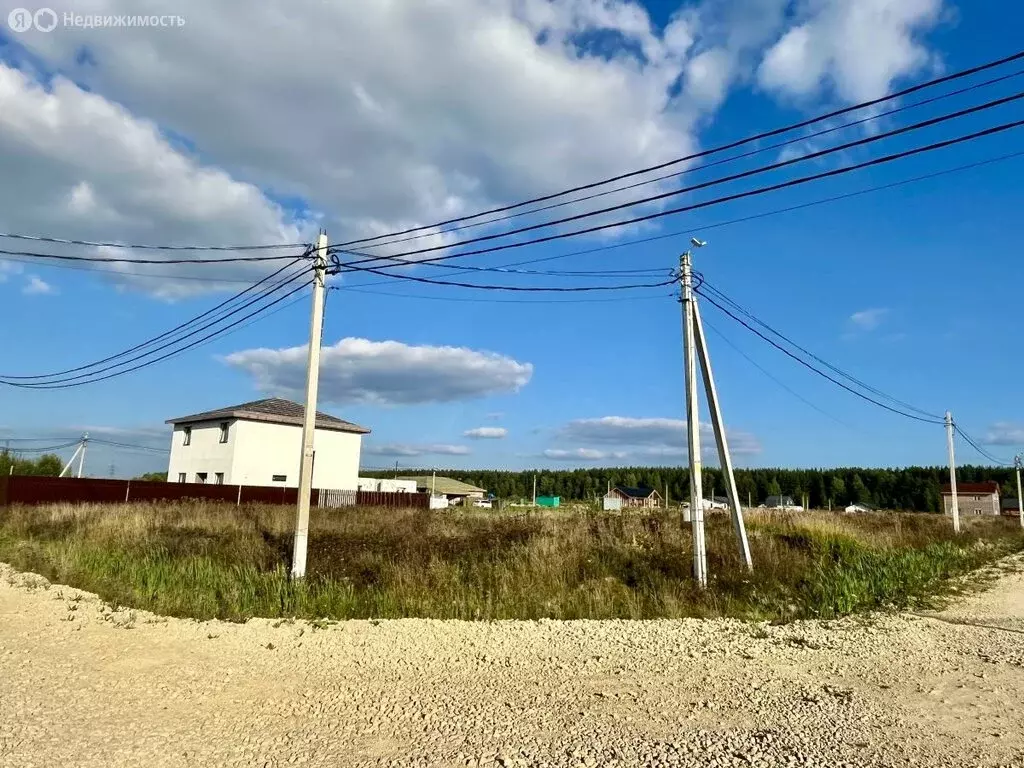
(0, 260, 21, 282)
(543, 448, 628, 461)
(0, 62, 310, 297)
(553, 415, 761, 461)
(364, 443, 470, 457)
(758, 0, 944, 103)
(22, 275, 55, 295)
(464, 427, 508, 439)
(848, 308, 890, 332)
(982, 423, 1024, 447)
(225, 337, 533, 406)
(562, 416, 687, 445)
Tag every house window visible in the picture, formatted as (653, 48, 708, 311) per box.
(215, 473, 224, 485)
(183, 426, 192, 446)
(272, 474, 287, 483)
(177, 473, 186, 483)
(974, 508, 983, 515)
(196, 472, 208, 484)
(219, 422, 229, 444)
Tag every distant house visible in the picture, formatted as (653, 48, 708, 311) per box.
(844, 503, 876, 514)
(764, 495, 802, 510)
(606, 486, 662, 509)
(356, 478, 418, 494)
(941, 482, 1000, 516)
(399, 476, 486, 505)
(1000, 497, 1020, 517)
(166, 397, 369, 489)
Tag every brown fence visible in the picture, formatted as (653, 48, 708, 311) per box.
(0, 476, 428, 509)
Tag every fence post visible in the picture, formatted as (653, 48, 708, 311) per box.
(125, 480, 131, 503)
(237, 484, 242, 506)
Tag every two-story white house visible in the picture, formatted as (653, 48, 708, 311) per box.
(166, 398, 370, 490)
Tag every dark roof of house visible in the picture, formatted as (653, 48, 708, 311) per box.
(166, 397, 370, 434)
(713, 496, 730, 504)
(612, 486, 660, 499)
(1001, 498, 1019, 510)
(765, 495, 795, 505)
(941, 482, 999, 495)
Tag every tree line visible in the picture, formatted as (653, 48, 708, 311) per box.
(365, 465, 1020, 512)
(0, 451, 64, 478)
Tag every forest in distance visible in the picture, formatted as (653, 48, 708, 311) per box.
(363, 465, 1021, 513)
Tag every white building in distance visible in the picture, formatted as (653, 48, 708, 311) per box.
(166, 398, 370, 490)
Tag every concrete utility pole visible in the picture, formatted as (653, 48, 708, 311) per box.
(680, 245, 707, 588)
(532, 474, 537, 506)
(291, 232, 329, 580)
(679, 239, 754, 586)
(691, 286, 753, 571)
(77, 433, 88, 478)
(945, 411, 960, 534)
(1015, 455, 1023, 529)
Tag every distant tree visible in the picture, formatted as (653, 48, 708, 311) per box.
(134, 472, 168, 482)
(830, 476, 847, 505)
(0, 451, 64, 477)
(767, 478, 782, 497)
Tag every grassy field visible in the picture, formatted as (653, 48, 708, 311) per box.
(1, 502, 1022, 622)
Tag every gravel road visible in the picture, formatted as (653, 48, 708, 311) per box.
(2, 560, 1023, 768)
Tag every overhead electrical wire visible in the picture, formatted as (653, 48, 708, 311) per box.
(0, 256, 282, 283)
(1, 269, 313, 388)
(328, 260, 677, 292)
(701, 319, 856, 430)
(89, 438, 170, 454)
(339, 92, 1024, 268)
(357, 68, 1024, 251)
(330, 119, 1024, 274)
(3, 441, 80, 454)
(340, 149, 1024, 290)
(0, 232, 310, 252)
(332, 285, 676, 304)
(0, 245, 312, 265)
(694, 286, 944, 425)
(0, 256, 311, 380)
(2, 278, 314, 390)
(337, 48, 1024, 248)
(697, 279, 943, 421)
(953, 425, 1014, 466)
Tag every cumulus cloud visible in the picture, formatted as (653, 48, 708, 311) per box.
(848, 308, 889, 332)
(464, 427, 508, 439)
(22, 275, 55, 295)
(364, 443, 470, 457)
(554, 415, 761, 460)
(0, 63, 309, 298)
(224, 337, 533, 406)
(758, 0, 944, 102)
(982, 423, 1024, 447)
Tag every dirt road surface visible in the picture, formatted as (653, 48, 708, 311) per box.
(2, 560, 1023, 768)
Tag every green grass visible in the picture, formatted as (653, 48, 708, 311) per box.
(0, 502, 1021, 621)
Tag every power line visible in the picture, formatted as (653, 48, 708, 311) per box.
(357, 68, 1024, 251)
(3, 441, 81, 454)
(953, 425, 1014, 466)
(0, 245, 311, 265)
(0, 232, 309, 251)
(335, 118, 1024, 270)
(0, 258, 310, 380)
(1, 276, 313, 389)
(341, 91, 1024, 267)
(89, 438, 170, 454)
(328, 261, 677, 292)
(697, 279, 943, 420)
(702, 319, 856, 430)
(0, 256, 282, 283)
(333, 285, 675, 304)
(695, 286, 944, 425)
(337, 48, 1024, 248)
(340, 150, 1024, 290)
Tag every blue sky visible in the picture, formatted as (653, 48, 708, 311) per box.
(0, 0, 1022, 478)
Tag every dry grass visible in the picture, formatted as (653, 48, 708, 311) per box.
(1, 502, 1021, 621)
